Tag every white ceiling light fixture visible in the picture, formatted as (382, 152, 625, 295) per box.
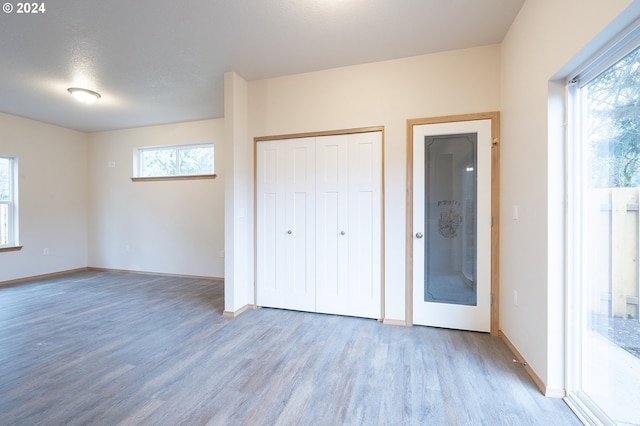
(67, 87, 101, 104)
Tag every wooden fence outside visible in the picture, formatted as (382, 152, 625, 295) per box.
(587, 188, 640, 320)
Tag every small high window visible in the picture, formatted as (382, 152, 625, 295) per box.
(133, 143, 214, 179)
(0, 156, 19, 249)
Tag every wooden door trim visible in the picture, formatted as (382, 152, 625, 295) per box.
(254, 126, 384, 142)
(406, 112, 500, 335)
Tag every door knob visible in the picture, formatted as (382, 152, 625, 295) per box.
(415, 232, 423, 239)
(340, 231, 346, 235)
(287, 230, 292, 235)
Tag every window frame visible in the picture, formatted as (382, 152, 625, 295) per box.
(565, 21, 640, 426)
(132, 142, 216, 182)
(0, 155, 20, 251)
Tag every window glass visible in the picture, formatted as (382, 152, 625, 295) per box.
(0, 156, 16, 247)
(585, 46, 640, 188)
(137, 143, 213, 178)
(178, 146, 213, 175)
(572, 44, 640, 426)
(0, 157, 9, 201)
(141, 148, 176, 177)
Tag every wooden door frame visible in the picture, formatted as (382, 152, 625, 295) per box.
(406, 112, 500, 335)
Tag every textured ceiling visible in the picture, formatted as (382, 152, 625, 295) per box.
(0, 0, 524, 132)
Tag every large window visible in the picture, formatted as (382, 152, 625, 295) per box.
(0, 156, 18, 248)
(567, 30, 640, 426)
(134, 143, 214, 178)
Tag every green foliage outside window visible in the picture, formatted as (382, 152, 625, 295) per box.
(585, 47, 640, 188)
(139, 144, 213, 177)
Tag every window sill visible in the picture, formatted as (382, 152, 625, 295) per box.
(0, 245, 23, 253)
(130, 174, 217, 182)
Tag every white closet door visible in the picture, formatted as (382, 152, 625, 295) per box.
(315, 134, 350, 315)
(256, 137, 316, 312)
(315, 132, 382, 318)
(346, 132, 382, 319)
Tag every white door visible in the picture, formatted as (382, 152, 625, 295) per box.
(315, 134, 350, 315)
(346, 132, 382, 318)
(256, 137, 316, 312)
(315, 132, 382, 318)
(412, 120, 491, 332)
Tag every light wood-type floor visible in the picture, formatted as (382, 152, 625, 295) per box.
(0, 270, 580, 425)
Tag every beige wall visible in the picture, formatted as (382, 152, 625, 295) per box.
(1, 114, 225, 282)
(500, 0, 635, 393)
(224, 72, 252, 312)
(241, 45, 502, 320)
(88, 119, 225, 278)
(0, 112, 89, 281)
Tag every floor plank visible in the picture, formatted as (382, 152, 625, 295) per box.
(0, 270, 580, 425)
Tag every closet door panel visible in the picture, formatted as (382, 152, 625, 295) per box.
(256, 143, 285, 300)
(285, 141, 316, 311)
(347, 132, 382, 319)
(315, 134, 350, 315)
(257, 137, 315, 312)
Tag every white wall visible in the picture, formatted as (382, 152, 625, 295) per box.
(500, 0, 634, 393)
(223, 72, 253, 313)
(88, 119, 225, 278)
(237, 45, 502, 320)
(0, 112, 89, 281)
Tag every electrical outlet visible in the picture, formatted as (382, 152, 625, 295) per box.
(43, 248, 49, 255)
(513, 290, 519, 306)
(219, 250, 225, 258)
